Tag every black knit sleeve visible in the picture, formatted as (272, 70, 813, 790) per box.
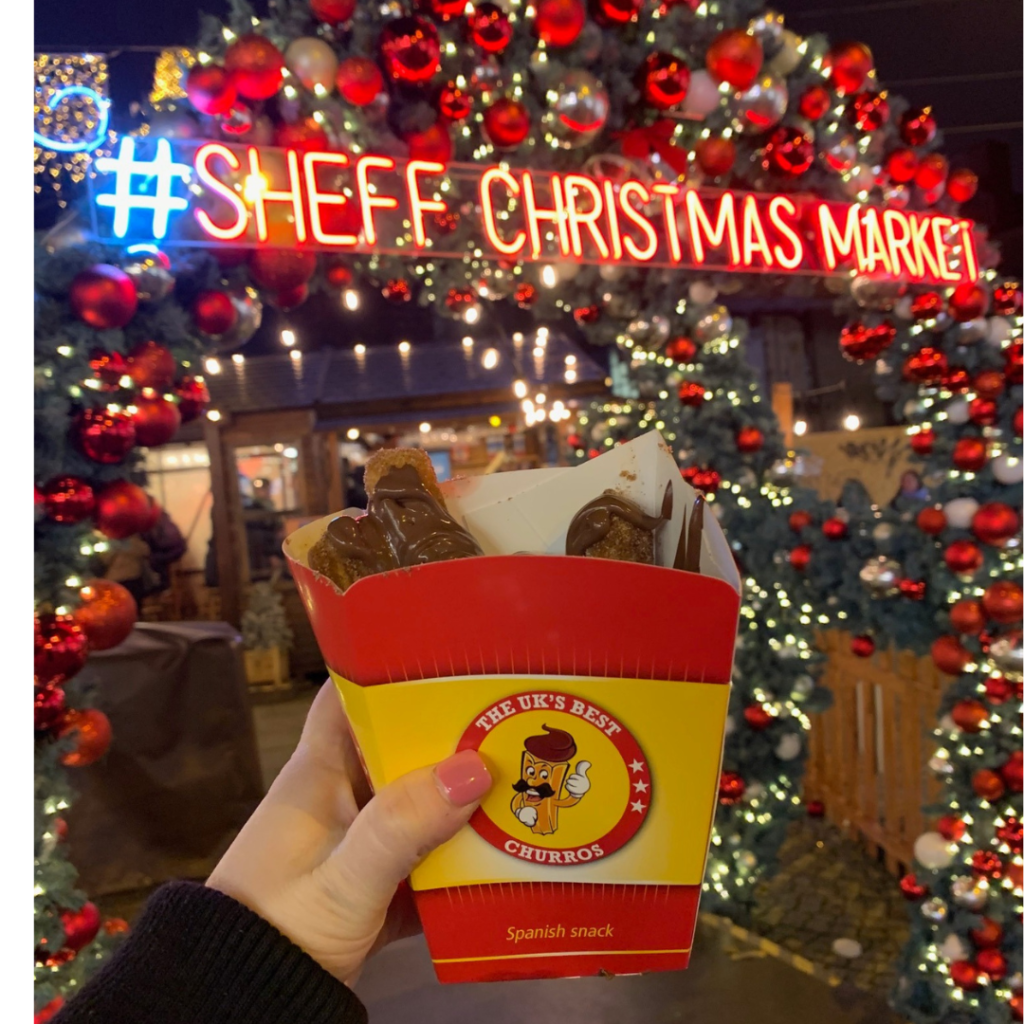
(53, 881, 368, 1024)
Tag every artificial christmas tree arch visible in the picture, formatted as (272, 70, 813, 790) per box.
(34, 0, 1020, 1018)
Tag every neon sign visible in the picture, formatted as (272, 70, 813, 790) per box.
(88, 137, 980, 285)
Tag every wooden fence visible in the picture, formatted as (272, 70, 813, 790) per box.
(804, 630, 947, 875)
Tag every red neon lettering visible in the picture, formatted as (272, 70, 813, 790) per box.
(619, 181, 657, 262)
(563, 174, 609, 260)
(881, 209, 921, 279)
(601, 181, 624, 262)
(959, 221, 979, 282)
(740, 194, 773, 268)
(355, 155, 399, 247)
(247, 147, 306, 243)
(767, 197, 803, 270)
(302, 152, 357, 247)
(652, 183, 681, 262)
(522, 171, 569, 259)
(405, 160, 447, 248)
(194, 143, 247, 241)
(686, 191, 740, 265)
(930, 215, 960, 282)
(479, 168, 525, 257)
(908, 213, 942, 281)
(859, 207, 893, 276)
(817, 203, 863, 272)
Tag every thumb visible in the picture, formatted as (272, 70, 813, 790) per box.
(320, 750, 492, 914)
(575, 760, 592, 777)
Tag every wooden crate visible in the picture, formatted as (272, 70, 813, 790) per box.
(244, 647, 290, 689)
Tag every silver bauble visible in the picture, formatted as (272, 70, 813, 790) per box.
(693, 305, 733, 344)
(939, 934, 968, 962)
(688, 280, 718, 306)
(730, 72, 788, 134)
(738, 850, 758, 870)
(210, 289, 263, 352)
(748, 9, 784, 49)
(860, 556, 901, 597)
(626, 316, 670, 349)
(284, 37, 338, 94)
(956, 319, 987, 344)
(992, 453, 1024, 485)
(820, 133, 858, 174)
(123, 248, 175, 303)
(793, 674, 815, 697)
(893, 295, 914, 321)
(882, 183, 910, 208)
(872, 522, 894, 543)
(769, 30, 803, 76)
(471, 58, 502, 98)
(990, 632, 1023, 679)
(987, 316, 1012, 347)
(219, 103, 255, 139)
(548, 70, 609, 149)
(946, 398, 971, 425)
(850, 275, 905, 310)
(950, 875, 988, 910)
(841, 164, 876, 198)
(681, 69, 723, 119)
(1008, 973, 1023, 993)
(920, 897, 948, 923)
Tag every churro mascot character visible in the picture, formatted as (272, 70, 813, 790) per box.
(511, 725, 592, 836)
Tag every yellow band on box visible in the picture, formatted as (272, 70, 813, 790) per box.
(331, 672, 730, 892)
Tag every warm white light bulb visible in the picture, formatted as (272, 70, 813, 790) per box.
(513, 379, 527, 398)
(843, 413, 861, 431)
(280, 329, 295, 347)
(482, 348, 499, 369)
(398, 340, 411, 354)
(342, 289, 360, 311)
(541, 266, 557, 288)
(354, 343, 366, 356)
(204, 357, 222, 375)
(419, 421, 431, 433)
(794, 419, 808, 436)
(346, 427, 360, 440)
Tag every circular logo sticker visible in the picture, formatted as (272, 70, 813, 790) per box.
(457, 690, 652, 866)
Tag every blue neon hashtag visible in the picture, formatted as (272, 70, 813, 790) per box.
(95, 138, 191, 239)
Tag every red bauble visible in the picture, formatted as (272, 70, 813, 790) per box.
(789, 510, 812, 532)
(311, 0, 356, 24)
(970, 917, 1003, 948)
(983, 581, 1023, 624)
(185, 64, 236, 115)
(58, 708, 112, 768)
(573, 304, 600, 325)
(898, 873, 928, 899)
(900, 106, 936, 146)
(174, 376, 210, 423)
(694, 136, 736, 178)
(952, 437, 988, 472)
(382, 278, 412, 303)
(515, 282, 537, 307)
(915, 152, 948, 191)
(249, 249, 317, 291)
(88, 349, 129, 389)
(972, 768, 1005, 801)
(806, 799, 826, 818)
(936, 815, 966, 841)
(839, 320, 896, 363)
(822, 517, 848, 540)
(225, 34, 284, 100)
(718, 771, 745, 805)
(1008, 341, 1023, 385)
(997, 816, 1023, 852)
(445, 286, 474, 312)
(973, 503, 1021, 547)
(910, 290, 943, 320)
(75, 580, 138, 652)
(902, 347, 947, 383)
(192, 290, 237, 336)
(69, 265, 138, 330)
(994, 282, 1022, 316)
(665, 336, 697, 363)
(743, 705, 772, 731)
(932, 635, 970, 675)
(470, 4, 513, 53)
(95, 480, 157, 540)
(483, 97, 530, 148)
(949, 282, 989, 321)
(899, 579, 926, 600)
(950, 960, 981, 991)
(267, 284, 307, 312)
(678, 380, 706, 406)
(706, 29, 763, 91)
(132, 393, 181, 447)
(594, 0, 642, 25)
(535, 0, 586, 47)
(789, 545, 812, 571)
(950, 599, 985, 635)
(406, 121, 452, 163)
(763, 126, 813, 178)
(798, 84, 830, 121)
(42, 476, 95, 524)
(951, 698, 988, 732)
(917, 507, 947, 535)
(971, 849, 1003, 879)
(103, 917, 131, 936)
(947, 168, 979, 203)
(439, 83, 472, 120)
(1002, 751, 1024, 793)
(848, 91, 889, 132)
(735, 426, 763, 453)
(945, 539, 983, 574)
(59, 901, 101, 953)
(969, 397, 998, 426)
(34, 997, 64, 1024)
(1015, 406, 1023, 436)
(823, 41, 873, 95)
(35, 685, 66, 732)
(127, 340, 176, 389)
(324, 259, 353, 289)
(641, 52, 690, 110)
(336, 57, 384, 106)
(74, 408, 136, 465)
(851, 634, 875, 658)
(910, 429, 935, 455)
(886, 148, 919, 185)
(973, 369, 1005, 402)
(984, 676, 1013, 704)
(690, 468, 721, 494)
(274, 120, 329, 153)
(34, 614, 88, 687)
(943, 366, 971, 392)
(976, 948, 1007, 982)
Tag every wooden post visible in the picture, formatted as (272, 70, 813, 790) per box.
(203, 416, 245, 626)
(325, 431, 343, 513)
(772, 382, 794, 448)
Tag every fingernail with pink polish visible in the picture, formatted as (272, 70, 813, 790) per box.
(435, 750, 492, 806)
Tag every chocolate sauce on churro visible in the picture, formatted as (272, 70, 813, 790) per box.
(565, 483, 673, 558)
(674, 495, 705, 574)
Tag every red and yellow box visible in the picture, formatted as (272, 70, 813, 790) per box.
(284, 538, 739, 982)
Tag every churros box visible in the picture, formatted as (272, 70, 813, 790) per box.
(284, 432, 741, 983)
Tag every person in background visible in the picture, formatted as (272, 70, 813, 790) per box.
(890, 469, 929, 507)
(105, 507, 187, 607)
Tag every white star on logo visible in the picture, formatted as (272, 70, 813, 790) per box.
(630, 799, 646, 813)
(629, 759, 646, 773)
(633, 779, 649, 793)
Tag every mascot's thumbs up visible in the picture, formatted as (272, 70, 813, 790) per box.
(565, 760, 592, 798)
